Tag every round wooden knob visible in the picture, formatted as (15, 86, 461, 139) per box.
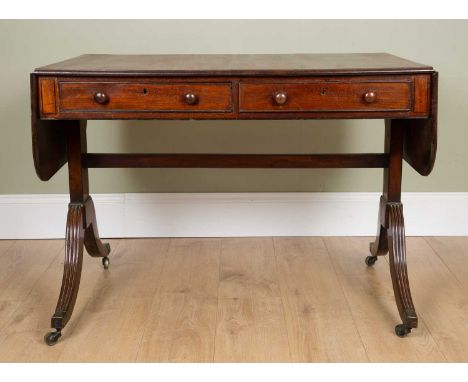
(363, 91, 376, 103)
(273, 91, 288, 105)
(93, 92, 109, 105)
(184, 93, 198, 105)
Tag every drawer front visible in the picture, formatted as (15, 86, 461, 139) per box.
(239, 81, 412, 112)
(59, 82, 233, 112)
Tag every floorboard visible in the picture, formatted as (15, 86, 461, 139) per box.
(0, 237, 466, 362)
(324, 237, 445, 362)
(214, 237, 290, 362)
(137, 238, 220, 362)
(274, 237, 368, 362)
(385, 237, 468, 362)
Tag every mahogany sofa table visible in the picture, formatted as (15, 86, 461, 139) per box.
(30, 53, 438, 345)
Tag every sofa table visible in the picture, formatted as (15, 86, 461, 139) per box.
(30, 53, 438, 345)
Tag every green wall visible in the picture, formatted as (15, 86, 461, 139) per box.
(1, 20, 467, 194)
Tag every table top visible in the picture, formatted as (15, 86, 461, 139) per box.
(31, 53, 438, 181)
(35, 53, 433, 76)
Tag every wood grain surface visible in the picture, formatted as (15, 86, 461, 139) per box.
(35, 53, 432, 76)
(0, 237, 465, 362)
(239, 80, 411, 112)
(59, 82, 232, 112)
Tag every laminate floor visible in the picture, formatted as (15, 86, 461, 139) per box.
(0, 237, 467, 362)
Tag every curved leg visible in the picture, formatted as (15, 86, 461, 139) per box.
(370, 224, 388, 256)
(45, 123, 112, 345)
(45, 204, 85, 345)
(84, 197, 111, 268)
(367, 196, 389, 266)
(387, 203, 418, 336)
(367, 121, 418, 336)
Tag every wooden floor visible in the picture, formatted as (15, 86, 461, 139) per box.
(0, 236, 467, 362)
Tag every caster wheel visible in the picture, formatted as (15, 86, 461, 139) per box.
(395, 324, 411, 337)
(102, 257, 110, 269)
(365, 255, 378, 266)
(44, 331, 61, 346)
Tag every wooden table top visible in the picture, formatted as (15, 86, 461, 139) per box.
(35, 53, 433, 76)
(31, 52, 438, 181)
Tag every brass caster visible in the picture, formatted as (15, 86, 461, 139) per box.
(102, 256, 110, 269)
(44, 330, 62, 346)
(395, 324, 411, 337)
(365, 255, 378, 266)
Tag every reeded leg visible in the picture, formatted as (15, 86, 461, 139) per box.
(45, 203, 85, 346)
(45, 122, 111, 346)
(45, 198, 111, 346)
(84, 197, 111, 268)
(367, 120, 418, 337)
(387, 202, 418, 336)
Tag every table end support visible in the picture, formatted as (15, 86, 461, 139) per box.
(44, 121, 111, 346)
(367, 120, 418, 337)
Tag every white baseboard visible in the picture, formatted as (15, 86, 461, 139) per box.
(0, 192, 467, 239)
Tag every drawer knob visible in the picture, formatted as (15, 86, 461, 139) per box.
(93, 92, 109, 105)
(273, 91, 288, 105)
(184, 93, 198, 105)
(364, 91, 376, 103)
